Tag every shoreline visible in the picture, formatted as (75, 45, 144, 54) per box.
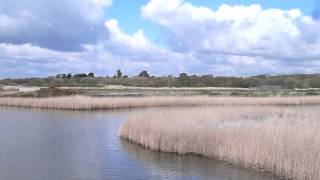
(120, 137, 284, 179)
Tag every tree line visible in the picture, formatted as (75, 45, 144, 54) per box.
(1, 70, 320, 89)
(56, 70, 151, 79)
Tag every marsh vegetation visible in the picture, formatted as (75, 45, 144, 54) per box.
(0, 95, 319, 179)
(1, 96, 320, 110)
(120, 105, 320, 180)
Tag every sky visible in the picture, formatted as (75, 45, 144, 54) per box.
(0, 0, 319, 78)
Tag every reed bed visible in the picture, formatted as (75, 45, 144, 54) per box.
(120, 106, 320, 180)
(1, 96, 320, 110)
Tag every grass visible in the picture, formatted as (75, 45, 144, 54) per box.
(0, 87, 81, 98)
(119, 106, 320, 180)
(1, 96, 320, 110)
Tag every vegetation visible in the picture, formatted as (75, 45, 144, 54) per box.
(138, 70, 150, 78)
(120, 106, 320, 180)
(56, 73, 94, 79)
(0, 87, 82, 98)
(1, 73, 320, 89)
(33, 87, 80, 97)
(0, 96, 320, 110)
(0, 93, 319, 179)
(115, 70, 122, 78)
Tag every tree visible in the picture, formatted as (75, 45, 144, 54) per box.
(88, 73, 95, 78)
(179, 73, 188, 78)
(66, 74, 72, 79)
(178, 73, 190, 87)
(73, 73, 87, 78)
(138, 70, 150, 77)
(115, 70, 122, 78)
(56, 74, 66, 79)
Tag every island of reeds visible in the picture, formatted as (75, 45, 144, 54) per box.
(120, 105, 320, 180)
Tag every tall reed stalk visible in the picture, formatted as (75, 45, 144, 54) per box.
(1, 96, 320, 110)
(120, 106, 320, 180)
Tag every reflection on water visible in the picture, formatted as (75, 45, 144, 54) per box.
(0, 107, 283, 180)
(121, 139, 281, 180)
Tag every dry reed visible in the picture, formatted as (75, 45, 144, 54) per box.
(1, 96, 320, 110)
(120, 106, 320, 180)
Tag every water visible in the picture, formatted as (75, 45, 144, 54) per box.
(0, 107, 282, 180)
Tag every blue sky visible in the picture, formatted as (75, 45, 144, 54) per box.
(0, 0, 319, 78)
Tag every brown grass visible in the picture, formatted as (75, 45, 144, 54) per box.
(1, 96, 320, 110)
(120, 106, 320, 180)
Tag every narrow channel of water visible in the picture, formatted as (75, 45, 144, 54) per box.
(0, 107, 282, 180)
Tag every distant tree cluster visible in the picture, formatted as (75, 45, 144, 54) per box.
(56, 73, 94, 79)
(138, 70, 150, 77)
(112, 70, 150, 78)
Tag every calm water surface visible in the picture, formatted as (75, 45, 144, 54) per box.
(0, 107, 282, 180)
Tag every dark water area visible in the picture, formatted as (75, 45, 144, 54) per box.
(0, 107, 282, 180)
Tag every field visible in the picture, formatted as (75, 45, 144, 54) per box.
(120, 105, 320, 180)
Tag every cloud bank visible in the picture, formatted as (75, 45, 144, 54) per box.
(0, 0, 111, 51)
(0, 0, 320, 78)
(142, 0, 320, 60)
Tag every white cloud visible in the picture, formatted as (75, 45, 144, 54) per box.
(81, 0, 112, 23)
(1, 0, 320, 78)
(142, 0, 320, 61)
(104, 19, 151, 50)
